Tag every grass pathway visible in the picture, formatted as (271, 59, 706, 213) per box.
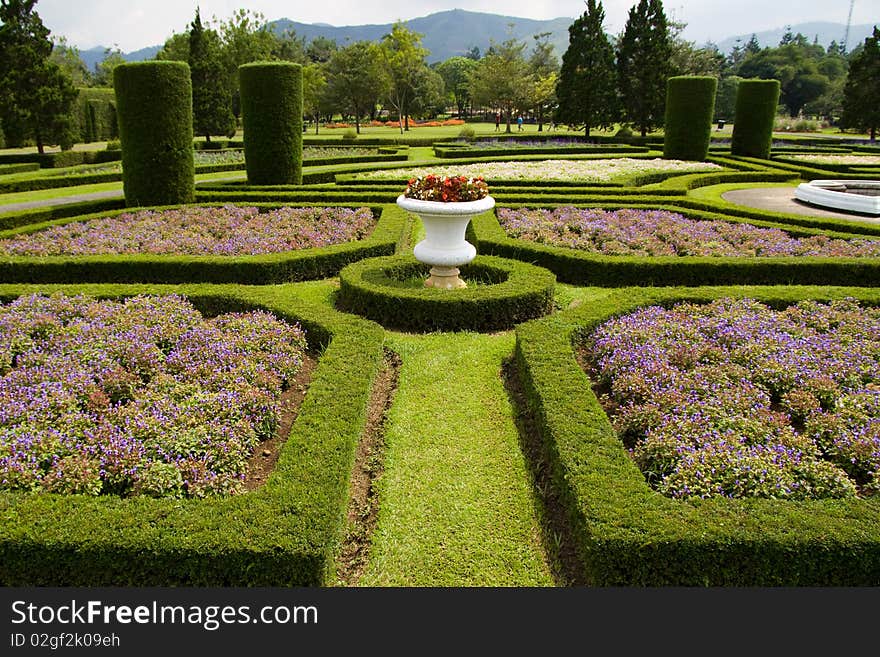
(359, 331, 554, 586)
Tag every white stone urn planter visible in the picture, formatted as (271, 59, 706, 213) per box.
(396, 194, 496, 289)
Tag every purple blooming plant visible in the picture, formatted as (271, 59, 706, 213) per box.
(498, 207, 880, 258)
(0, 206, 376, 257)
(0, 293, 308, 498)
(585, 297, 880, 500)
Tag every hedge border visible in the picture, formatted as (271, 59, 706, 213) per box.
(336, 253, 556, 332)
(0, 282, 385, 585)
(0, 204, 406, 285)
(471, 208, 880, 286)
(433, 145, 650, 158)
(515, 285, 880, 585)
(663, 76, 718, 161)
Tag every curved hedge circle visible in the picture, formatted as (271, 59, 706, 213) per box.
(337, 254, 556, 332)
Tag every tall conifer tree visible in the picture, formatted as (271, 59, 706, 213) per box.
(189, 7, 235, 142)
(616, 0, 673, 137)
(555, 0, 618, 137)
(841, 26, 880, 141)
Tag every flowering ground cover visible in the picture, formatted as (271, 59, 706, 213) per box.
(0, 205, 376, 256)
(453, 138, 608, 150)
(193, 149, 244, 166)
(302, 146, 379, 159)
(786, 154, 880, 165)
(355, 158, 721, 183)
(497, 207, 880, 257)
(0, 293, 308, 498)
(584, 297, 880, 500)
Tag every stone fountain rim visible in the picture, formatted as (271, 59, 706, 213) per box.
(396, 194, 496, 216)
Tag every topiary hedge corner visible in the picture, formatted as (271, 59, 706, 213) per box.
(239, 62, 304, 185)
(0, 282, 385, 585)
(731, 79, 781, 159)
(516, 285, 880, 585)
(114, 61, 194, 207)
(336, 254, 556, 332)
(663, 76, 717, 162)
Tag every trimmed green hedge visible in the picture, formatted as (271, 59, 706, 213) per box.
(434, 145, 650, 158)
(0, 163, 39, 176)
(114, 61, 194, 206)
(731, 80, 780, 159)
(336, 254, 556, 332)
(0, 150, 121, 168)
(471, 209, 880, 287)
(0, 204, 404, 284)
(0, 282, 384, 585)
(0, 198, 126, 231)
(240, 62, 303, 185)
(75, 87, 117, 143)
(515, 285, 880, 585)
(663, 76, 717, 161)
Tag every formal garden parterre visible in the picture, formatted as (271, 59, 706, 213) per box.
(1, 97, 880, 586)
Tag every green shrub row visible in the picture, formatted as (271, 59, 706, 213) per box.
(471, 210, 880, 287)
(727, 154, 880, 181)
(731, 79, 780, 159)
(0, 163, 40, 175)
(515, 285, 880, 585)
(771, 155, 880, 175)
(193, 139, 244, 150)
(0, 203, 404, 284)
(0, 198, 126, 231)
(663, 76, 717, 161)
(433, 145, 650, 158)
(0, 170, 122, 194)
(240, 62, 303, 185)
(0, 150, 121, 168)
(115, 61, 195, 207)
(336, 254, 556, 332)
(75, 88, 118, 143)
(0, 282, 384, 585)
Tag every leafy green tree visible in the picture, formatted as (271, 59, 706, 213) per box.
(302, 62, 327, 133)
(616, 0, 674, 137)
(529, 32, 559, 131)
(50, 36, 90, 86)
(273, 28, 305, 63)
(379, 22, 429, 132)
(156, 32, 190, 62)
(469, 37, 531, 132)
(436, 56, 477, 118)
(0, 0, 78, 151)
(217, 8, 277, 111)
(409, 66, 445, 119)
(555, 0, 618, 137)
(189, 8, 235, 142)
(306, 36, 337, 63)
(93, 47, 126, 86)
(714, 75, 742, 121)
(325, 41, 386, 133)
(841, 26, 880, 140)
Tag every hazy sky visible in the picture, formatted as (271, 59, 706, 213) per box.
(36, 0, 877, 52)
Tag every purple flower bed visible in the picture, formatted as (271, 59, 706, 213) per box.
(457, 138, 602, 149)
(0, 294, 307, 498)
(585, 297, 880, 500)
(0, 205, 376, 257)
(498, 207, 880, 257)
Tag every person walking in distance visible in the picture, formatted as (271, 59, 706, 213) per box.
(517, 115, 523, 131)
(495, 111, 501, 131)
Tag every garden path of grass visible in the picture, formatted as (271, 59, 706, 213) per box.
(357, 330, 555, 586)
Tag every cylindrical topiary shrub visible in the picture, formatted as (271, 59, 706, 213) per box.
(239, 62, 303, 185)
(731, 79, 781, 159)
(113, 61, 194, 207)
(663, 76, 718, 161)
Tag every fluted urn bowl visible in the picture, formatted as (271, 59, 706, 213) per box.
(396, 194, 496, 289)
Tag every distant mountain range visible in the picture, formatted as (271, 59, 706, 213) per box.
(76, 10, 877, 70)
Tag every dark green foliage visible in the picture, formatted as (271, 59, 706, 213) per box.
(0, 197, 125, 231)
(0, 162, 38, 175)
(0, 0, 78, 153)
(515, 286, 880, 584)
(239, 61, 303, 185)
(0, 283, 384, 585)
(74, 88, 117, 143)
(0, 204, 402, 284)
(336, 254, 556, 332)
(113, 61, 194, 206)
(555, 0, 618, 137)
(616, 0, 673, 137)
(841, 27, 880, 141)
(189, 9, 236, 142)
(663, 76, 717, 161)
(0, 149, 120, 168)
(731, 79, 780, 158)
(471, 209, 880, 287)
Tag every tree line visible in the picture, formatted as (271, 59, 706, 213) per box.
(1, 0, 878, 152)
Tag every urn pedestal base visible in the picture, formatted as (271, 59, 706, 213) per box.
(425, 266, 466, 289)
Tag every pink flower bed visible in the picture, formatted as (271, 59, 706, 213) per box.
(498, 207, 880, 257)
(0, 294, 307, 498)
(0, 206, 376, 256)
(586, 297, 880, 500)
